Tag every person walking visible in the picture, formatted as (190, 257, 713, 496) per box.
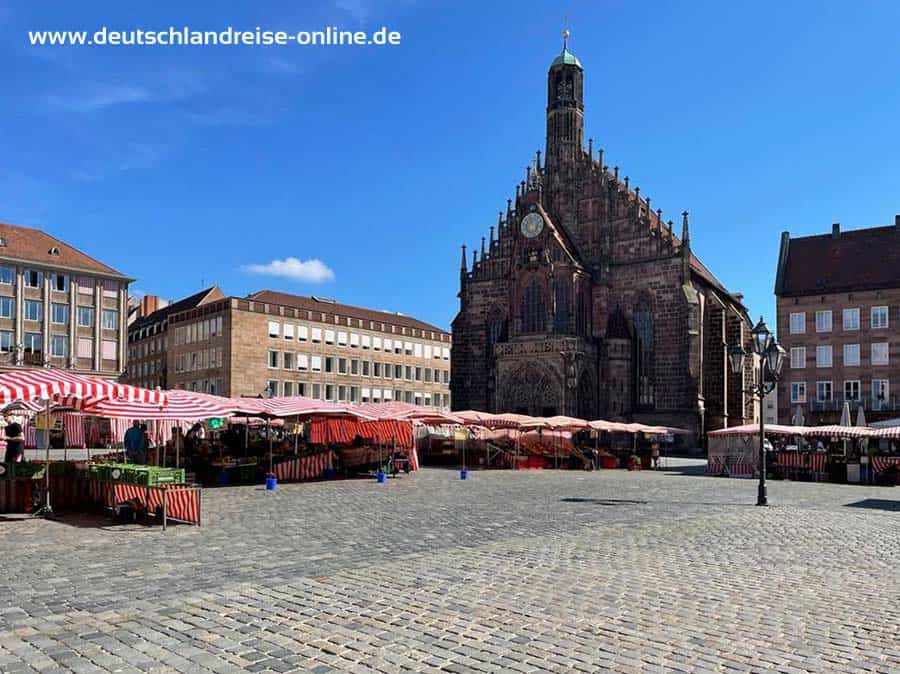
(123, 420, 145, 464)
(3, 422, 25, 463)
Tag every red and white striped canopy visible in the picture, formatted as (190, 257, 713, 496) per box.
(519, 415, 590, 431)
(67, 389, 234, 421)
(260, 396, 375, 420)
(355, 401, 463, 425)
(0, 370, 165, 405)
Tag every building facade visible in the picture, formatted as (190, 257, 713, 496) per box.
(0, 222, 130, 376)
(123, 287, 223, 390)
(166, 290, 452, 408)
(775, 218, 900, 425)
(451, 37, 753, 439)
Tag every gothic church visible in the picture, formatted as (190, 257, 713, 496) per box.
(450, 35, 754, 440)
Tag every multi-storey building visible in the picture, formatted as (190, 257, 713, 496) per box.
(166, 290, 452, 408)
(775, 218, 900, 424)
(123, 287, 223, 390)
(0, 222, 130, 376)
(451, 34, 753, 440)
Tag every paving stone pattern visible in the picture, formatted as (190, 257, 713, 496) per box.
(1, 462, 898, 673)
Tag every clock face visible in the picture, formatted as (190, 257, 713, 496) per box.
(520, 213, 544, 238)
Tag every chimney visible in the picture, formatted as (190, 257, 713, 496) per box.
(139, 295, 160, 317)
(832, 222, 840, 239)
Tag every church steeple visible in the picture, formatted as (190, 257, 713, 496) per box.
(545, 28, 584, 171)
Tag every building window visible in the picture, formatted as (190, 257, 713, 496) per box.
(283, 381, 294, 397)
(325, 356, 334, 373)
(815, 345, 832, 368)
(268, 321, 280, 338)
(362, 335, 371, 350)
(298, 325, 309, 342)
(816, 381, 832, 402)
(553, 282, 570, 333)
(844, 380, 860, 401)
(842, 308, 860, 331)
(373, 336, 382, 351)
(325, 330, 335, 345)
(50, 335, 69, 357)
(871, 306, 889, 330)
(634, 299, 655, 408)
(311, 327, 322, 343)
(325, 384, 335, 401)
(362, 360, 370, 376)
(790, 382, 806, 403)
(424, 367, 432, 383)
(268, 350, 279, 368)
(338, 385, 347, 402)
(78, 306, 94, 327)
(338, 331, 348, 347)
(789, 312, 806, 334)
(102, 339, 118, 360)
(283, 324, 294, 340)
(872, 379, 890, 410)
(405, 365, 412, 381)
(311, 383, 321, 399)
(350, 332, 360, 348)
(0, 330, 13, 352)
(843, 343, 860, 367)
(394, 364, 402, 379)
(790, 347, 805, 369)
(350, 386, 359, 402)
(872, 342, 889, 366)
(815, 310, 832, 333)
(102, 309, 119, 330)
(77, 337, 93, 359)
(283, 352, 294, 370)
(298, 382, 307, 396)
(267, 380, 279, 397)
(338, 357, 348, 375)
(24, 270, 43, 288)
(298, 354, 309, 371)
(415, 366, 422, 382)
(311, 355, 322, 372)
(51, 273, 68, 292)
(0, 296, 14, 319)
(520, 279, 546, 333)
(0, 266, 12, 285)
(351, 358, 359, 375)
(51, 303, 69, 324)
(383, 363, 392, 379)
(24, 300, 42, 322)
(374, 362, 382, 377)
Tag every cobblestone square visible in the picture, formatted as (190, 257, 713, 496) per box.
(1, 463, 898, 673)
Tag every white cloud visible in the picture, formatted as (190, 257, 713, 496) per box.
(242, 257, 335, 283)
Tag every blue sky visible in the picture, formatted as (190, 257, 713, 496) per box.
(1, 1, 898, 331)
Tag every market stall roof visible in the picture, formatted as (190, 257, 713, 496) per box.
(260, 396, 375, 420)
(354, 401, 463, 425)
(63, 389, 236, 421)
(519, 415, 590, 431)
(0, 370, 166, 405)
(708, 423, 889, 439)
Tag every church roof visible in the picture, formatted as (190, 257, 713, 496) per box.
(550, 48, 582, 69)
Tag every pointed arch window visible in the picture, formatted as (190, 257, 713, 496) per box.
(576, 289, 590, 336)
(634, 299, 655, 408)
(553, 282, 570, 333)
(521, 280, 545, 334)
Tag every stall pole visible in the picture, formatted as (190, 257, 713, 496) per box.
(42, 398, 52, 514)
(294, 416, 299, 456)
(244, 420, 249, 458)
(267, 418, 273, 476)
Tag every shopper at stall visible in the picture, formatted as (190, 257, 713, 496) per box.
(3, 422, 24, 463)
(124, 420, 145, 464)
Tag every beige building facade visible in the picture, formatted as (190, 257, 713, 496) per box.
(0, 222, 130, 376)
(166, 291, 452, 408)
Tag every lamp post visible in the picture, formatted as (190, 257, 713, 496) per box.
(728, 316, 786, 506)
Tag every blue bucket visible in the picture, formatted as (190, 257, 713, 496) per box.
(376, 471, 386, 483)
(460, 469, 468, 480)
(265, 476, 277, 491)
(217, 470, 229, 485)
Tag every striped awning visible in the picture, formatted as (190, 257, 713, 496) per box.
(0, 370, 165, 405)
(65, 389, 234, 420)
(519, 415, 591, 431)
(261, 396, 375, 420)
(354, 401, 463, 425)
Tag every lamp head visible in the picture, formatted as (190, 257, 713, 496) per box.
(750, 315, 772, 355)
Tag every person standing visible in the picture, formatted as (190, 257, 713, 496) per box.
(123, 421, 145, 464)
(3, 422, 25, 463)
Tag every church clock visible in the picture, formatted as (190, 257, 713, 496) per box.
(520, 213, 544, 238)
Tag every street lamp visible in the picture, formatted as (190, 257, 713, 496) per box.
(728, 316, 786, 506)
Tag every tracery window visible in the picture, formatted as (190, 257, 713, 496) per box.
(634, 298, 655, 408)
(521, 280, 545, 334)
(553, 282, 570, 334)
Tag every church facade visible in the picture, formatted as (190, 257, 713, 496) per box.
(450, 38, 754, 441)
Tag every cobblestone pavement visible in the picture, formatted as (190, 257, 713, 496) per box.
(1, 463, 899, 673)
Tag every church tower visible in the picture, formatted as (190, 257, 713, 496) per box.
(544, 29, 584, 171)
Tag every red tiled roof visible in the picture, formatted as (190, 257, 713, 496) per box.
(777, 225, 900, 296)
(246, 290, 450, 335)
(0, 221, 128, 278)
